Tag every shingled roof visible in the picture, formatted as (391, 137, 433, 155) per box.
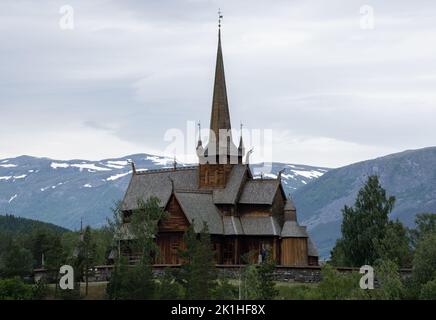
(238, 179, 280, 204)
(241, 216, 281, 236)
(280, 220, 308, 238)
(175, 191, 223, 235)
(223, 216, 243, 235)
(121, 167, 198, 211)
(307, 237, 319, 257)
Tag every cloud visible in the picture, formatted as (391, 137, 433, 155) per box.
(1, 0, 436, 167)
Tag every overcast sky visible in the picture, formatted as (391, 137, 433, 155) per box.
(1, 0, 436, 168)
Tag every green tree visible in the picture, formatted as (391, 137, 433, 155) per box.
(409, 213, 436, 249)
(313, 265, 362, 300)
(106, 256, 129, 299)
(332, 175, 396, 266)
(374, 260, 404, 300)
(31, 279, 48, 300)
(239, 251, 278, 300)
(212, 276, 238, 300)
(180, 222, 217, 300)
(0, 278, 32, 300)
(46, 233, 64, 282)
(375, 220, 412, 267)
(256, 255, 278, 300)
(419, 278, 436, 300)
(130, 197, 167, 263)
(156, 269, 184, 300)
(0, 240, 33, 278)
(75, 226, 97, 296)
(411, 233, 436, 289)
(106, 197, 167, 299)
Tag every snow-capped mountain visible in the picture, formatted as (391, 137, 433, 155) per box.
(0, 154, 328, 230)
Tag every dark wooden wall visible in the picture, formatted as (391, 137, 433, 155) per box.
(160, 195, 189, 232)
(280, 238, 308, 266)
(198, 163, 233, 188)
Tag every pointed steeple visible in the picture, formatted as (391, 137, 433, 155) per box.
(204, 21, 238, 161)
(210, 28, 231, 137)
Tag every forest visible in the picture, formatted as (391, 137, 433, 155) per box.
(0, 176, 435, 300)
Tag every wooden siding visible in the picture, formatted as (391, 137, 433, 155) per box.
(238, 204, 271, 217)
(271, 188, 285, 226)
(239, 236, 278, 263)
(198, 163, 233, 188)
(160, 195, 190, 232)
(280, 238, 308, 266)
(155, 232, 185, 264)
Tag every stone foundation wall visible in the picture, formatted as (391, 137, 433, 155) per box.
(34, 264, 412, 284)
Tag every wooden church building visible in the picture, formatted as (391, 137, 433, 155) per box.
(120, 26, 318, 267)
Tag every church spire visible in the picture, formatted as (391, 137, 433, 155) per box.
(208, 11, 236, 158)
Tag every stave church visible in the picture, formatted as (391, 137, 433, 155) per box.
(119, 24, 318, 266)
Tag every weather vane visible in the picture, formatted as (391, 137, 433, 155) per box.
(218, 9, 223, 28)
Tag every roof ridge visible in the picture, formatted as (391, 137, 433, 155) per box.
(176, 189, 212, 194)
(135, 166, 198, 175)
(248, 178, 279, 182)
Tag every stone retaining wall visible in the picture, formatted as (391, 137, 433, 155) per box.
(34, 264, 413, 284)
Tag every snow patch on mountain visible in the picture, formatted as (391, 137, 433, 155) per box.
(8, 194, 17, 203)
(0, 164, 17, 168)
(106, 171, 132, 181)
(107, 160, 129, 166)
(71, 163, 111, 172)
(290, 169, 324, 179)
(51, 162, 70, 169)
(145, 156, 174, 166)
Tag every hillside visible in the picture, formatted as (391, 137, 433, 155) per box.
(293, 146, 436, 258)
(0, 154, 328, 230)
(0, 214, 69, 234)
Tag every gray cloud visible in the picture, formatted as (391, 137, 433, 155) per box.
(1, 0, 436, 167)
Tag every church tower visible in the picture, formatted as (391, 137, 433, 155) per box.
(197, 18, 244, 188)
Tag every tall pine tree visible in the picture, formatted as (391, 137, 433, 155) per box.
(331, 175, 396, 266)
(179, 222, 217, 300)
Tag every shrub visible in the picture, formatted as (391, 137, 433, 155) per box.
(419, 278, 436, 300)
(0, 278, 33, 300)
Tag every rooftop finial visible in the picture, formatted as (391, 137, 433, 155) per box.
(197, 120, 203, 148)
(130, 160, 137, 174)
(218, 8, 223, 29)
(173, 155, 177, 170)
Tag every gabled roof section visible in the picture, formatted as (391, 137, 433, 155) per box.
(238, 179, 281, 204)
(223, 216, 243, 235)
(240, 216, 281, 236)
(213, 164, 248, 204)
(284, 199, 296, 211)
(175, 191, 223, 235)
(281, 220, 308, 238)
(308, 237, 319, 257)
(121, 167, 198, 211)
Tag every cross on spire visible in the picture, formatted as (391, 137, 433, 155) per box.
(218, 9, 223, 28)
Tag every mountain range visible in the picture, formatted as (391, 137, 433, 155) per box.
(293, 146, 436, 257)
(0, 154, 327, 229)
(1, 147, 435, 259)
